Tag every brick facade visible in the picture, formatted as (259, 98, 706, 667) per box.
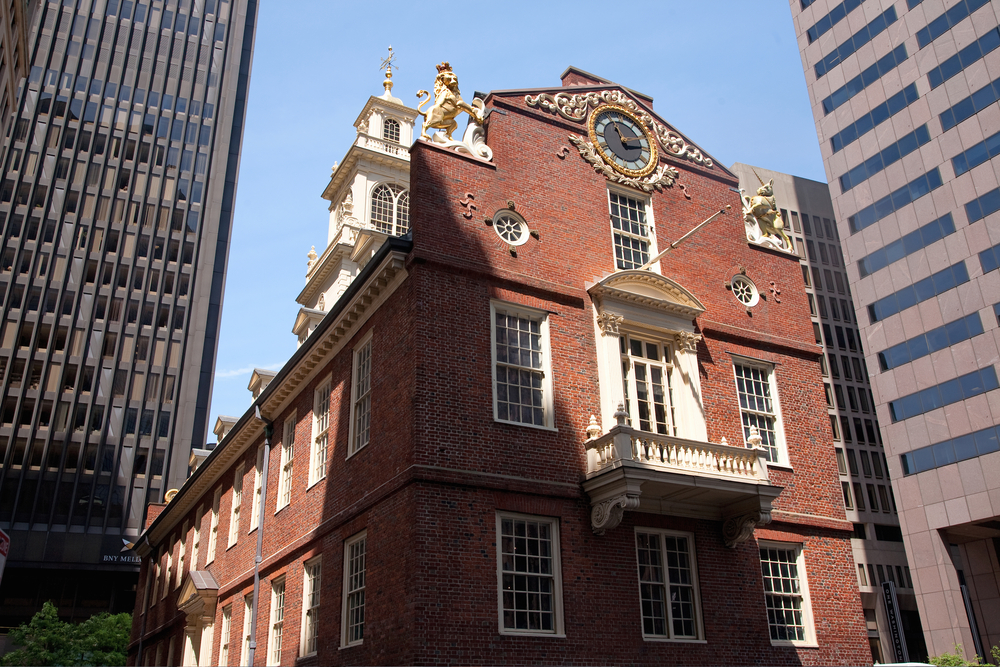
(128, 69, 871, 665)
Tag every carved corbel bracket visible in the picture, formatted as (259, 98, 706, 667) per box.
(591, 494, 640, 535)
(722, 510, 772, 549)
(596, 311, 624, 337)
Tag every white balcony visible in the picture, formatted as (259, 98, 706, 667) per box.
(583, 415, 783, 546)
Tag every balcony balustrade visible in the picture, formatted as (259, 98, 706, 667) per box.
(582, 409, 783, 546)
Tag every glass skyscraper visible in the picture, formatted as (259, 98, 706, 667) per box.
(791, 0, 1000, 657)
(0, 0, 256, 625)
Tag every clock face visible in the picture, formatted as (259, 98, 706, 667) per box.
(588, 105, 658, 178)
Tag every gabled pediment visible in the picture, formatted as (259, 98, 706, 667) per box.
(589, 271, 705, 320)
(292, 307, 326, 337)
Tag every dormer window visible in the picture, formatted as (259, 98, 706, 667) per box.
(370, 183, 409, 236)
(383, 118, 400, 143)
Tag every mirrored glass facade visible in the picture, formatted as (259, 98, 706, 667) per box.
(0, 0, 256, 624)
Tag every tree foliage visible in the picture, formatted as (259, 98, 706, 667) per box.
(1, 601, 131, 666)
(928, 644, 1000, 667)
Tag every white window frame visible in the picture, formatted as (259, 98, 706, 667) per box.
(143, 561, 155, 613)
(300, 556, 321, 657)
(219, 604, 232, 667)
(608, 188, 657, 271)
(240, 593, 254, 667)
(732, 357, 788, 466)
(758, 541, 817, 647)
(619, 331, 677, 436)
(191, 505, 201, 569)
(490, 301, 555, 430)
(250, 445, 264, 531)
(268, 576, 285, 666)
(634, 527, 704, 641)
(342, 531, 367, 647)
(369, 183, 410, 236)
(164, 538, 173, 599)
(151, 550, 162, 603)
(382, 117, 400, 143)
(309, 377, 331, 487)
(228, 464, 244, 548)
(349, 333, 373, 457)
(175, 521, 187, 588)
(206, 488, 220, 564)
(495, 512, 564, 636)
(277, 412, 295, 511)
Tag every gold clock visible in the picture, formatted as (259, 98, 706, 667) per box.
(587, 104, 658, 178)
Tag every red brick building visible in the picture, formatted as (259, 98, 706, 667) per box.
(128, 67, 871, 666)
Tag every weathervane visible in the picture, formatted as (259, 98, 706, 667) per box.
(379, 46, 397, 95)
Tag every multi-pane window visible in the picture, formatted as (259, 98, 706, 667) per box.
(760, 544, 813, 644)
(497, 513, 562, 634)
(176, 522, 187, 588)
(620, 334, 675, 435)
(343, 533, 366, 646)
(278, 414, 295, 510)
(301, 558, 321, 656)
(250, 446, 264, 530)
(383, 118, 400, 143)
(241, 594, 254, 667)
(609, 191, 651, 270)
(228, 464, 244, 547)
(219, 604, 232, 667)
(635, 529, 700, 639)
(351, 338, 372, 455)
(191, 508, 201, 570)
(492, 303, 550, 428)
(370, 183, 409, 236)
(733, 362, 784, 463)
(268, 578, 285, 666)
(165, 540, 173, 599)
(207, 488, 220, 563)
(309, 380, 330, 486)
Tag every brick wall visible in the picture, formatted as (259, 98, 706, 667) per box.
(129, 75, 870, 666)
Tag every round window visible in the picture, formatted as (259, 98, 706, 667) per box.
(493, 211, 529, 246)
(731, 274, 759, 307)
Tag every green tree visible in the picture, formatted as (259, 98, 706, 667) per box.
(1, 601, 131, 666)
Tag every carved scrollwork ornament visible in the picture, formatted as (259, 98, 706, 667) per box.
(722, 510, 772, 549)
(525, 89, 713, 168)
(591, 495, 640, 535)
(569, 135, 679, 193)
(674, 331, 702, 353)
(596, 311, 624, 337)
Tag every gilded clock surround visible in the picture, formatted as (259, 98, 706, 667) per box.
(587, 104, 659, 178)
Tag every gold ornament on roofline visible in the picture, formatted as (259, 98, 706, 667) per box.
(417, 62, 484, 140)
(525, 89, 713, 168)
(415, 62, 493, 161)
(740, 169, 793, 252)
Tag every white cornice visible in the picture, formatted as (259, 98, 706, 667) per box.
(353, 94, 419, 128)
(321, 143, 411, 203)
(136, 249, 411, 554)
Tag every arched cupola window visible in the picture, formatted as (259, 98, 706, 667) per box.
(370, 184, 410, 236)
(383, 118, 400, 143)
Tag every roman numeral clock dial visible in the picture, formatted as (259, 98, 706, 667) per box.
(587, 105, 658, 178)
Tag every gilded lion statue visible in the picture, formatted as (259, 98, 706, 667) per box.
(417, 62, 484, 141)
(741, 175, 793, 251)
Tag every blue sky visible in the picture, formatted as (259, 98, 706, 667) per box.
(207, 0, 824, 432)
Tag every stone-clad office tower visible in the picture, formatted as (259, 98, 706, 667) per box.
(0, 0, 256, 626)
(790, 0, 1000, 656)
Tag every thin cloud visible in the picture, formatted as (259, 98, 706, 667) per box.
(215, 362, 283, 379)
